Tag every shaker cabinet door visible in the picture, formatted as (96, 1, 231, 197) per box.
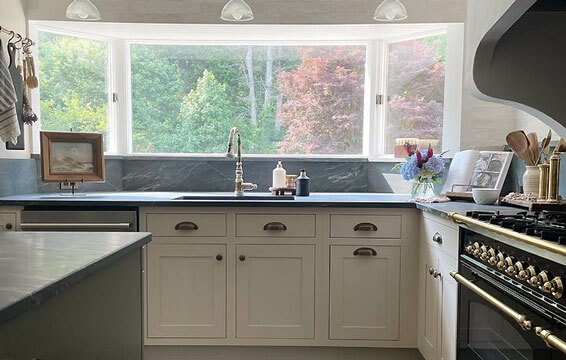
(329, 245, 400, 340)
(147, 244, 226, 338)
(236, 244, 315, 339)
(418, 242, 440, 360)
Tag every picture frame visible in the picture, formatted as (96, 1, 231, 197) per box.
(40, 131, 105, 183)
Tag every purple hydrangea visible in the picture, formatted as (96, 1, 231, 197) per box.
(400, 155, 420, 180)
(423, 154, 445, 176)
(399, 151, 445, 181)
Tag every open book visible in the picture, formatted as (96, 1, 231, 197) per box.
(442, 150, 513, 197)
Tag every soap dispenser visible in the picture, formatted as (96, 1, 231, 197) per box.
(272, 161, 287, 189)
(296, 169, 310, 196)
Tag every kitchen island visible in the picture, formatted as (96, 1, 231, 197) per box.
(0, 231, 151, 360)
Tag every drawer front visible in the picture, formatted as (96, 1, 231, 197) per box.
(421, 216, 458, 259)
(146, 213, 227, 237)
(0, 213, 15, 231)
(330, 215, 401, 239)
(236, 214, 316, 238)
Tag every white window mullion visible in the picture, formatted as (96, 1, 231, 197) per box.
(375, 40, 389, 158)
(363, 40, 377, 158)
(113, 40, 129, 156)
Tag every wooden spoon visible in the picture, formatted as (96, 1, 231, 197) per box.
(506, 131, 533, 165)
(541, 130, 552, 163)
(527, 132, 539, 165)
(554, 137, 566, 154)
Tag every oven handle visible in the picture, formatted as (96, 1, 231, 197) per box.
(450, 270, 532, 331)
(536, 327, 566, 354)
(20, 223, 132, 230)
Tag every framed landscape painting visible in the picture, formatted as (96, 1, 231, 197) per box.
(40, 131, 105, 182)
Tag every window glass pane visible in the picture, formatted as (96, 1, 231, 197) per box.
(38, 31, 109, 145)
(385, 34, 446, 156)
(130, 44, 366, 155)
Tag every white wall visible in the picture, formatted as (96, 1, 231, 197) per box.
(461, 0, 555, 150)
(0, 0, 31, 159)
(24, 0, 465, 24)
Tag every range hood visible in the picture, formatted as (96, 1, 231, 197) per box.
(472, 0, 566, 137)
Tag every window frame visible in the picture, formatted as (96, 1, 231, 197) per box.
(30, 22, 462, 160)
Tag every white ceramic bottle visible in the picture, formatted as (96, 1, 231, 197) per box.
(272, 161, 287, 188)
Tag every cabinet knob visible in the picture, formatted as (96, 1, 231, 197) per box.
(239, 255, 246, 262)
(353, 247, 377, 256)
(5, 223, 12, 230)
(175, 221, 199, 231)
(353, 223, 378, 232)
(216, 254, 223, 261)
(263, 222, 287, 231)
(432, 232, 443, 244)
(429, 268, 441, 278)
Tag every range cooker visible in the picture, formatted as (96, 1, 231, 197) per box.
(450, 210, 566, 360)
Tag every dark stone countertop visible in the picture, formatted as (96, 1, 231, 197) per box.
(416, 201, 524, 220)
(0, 232, 151, 325)
(0, 192, 415, 208)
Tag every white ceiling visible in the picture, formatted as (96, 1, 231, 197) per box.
(24, 0, 465, 24)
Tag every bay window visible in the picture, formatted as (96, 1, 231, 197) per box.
(31, 23, 463, 158)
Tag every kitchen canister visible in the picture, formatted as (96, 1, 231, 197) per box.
(523, 165, 540, 196)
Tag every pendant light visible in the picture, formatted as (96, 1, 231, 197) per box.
(65, 0, 101, 21)
(221, 0, 254, 22)
(374, 0, 408, 21)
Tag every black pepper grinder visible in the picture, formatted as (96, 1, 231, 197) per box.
(296, 169, 310, 196)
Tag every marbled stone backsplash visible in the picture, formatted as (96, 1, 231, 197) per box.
(0, 153, 540, 196)
(28, 156, 410, 194)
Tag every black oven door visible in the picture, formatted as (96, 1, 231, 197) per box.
(456, 261, 566, 360)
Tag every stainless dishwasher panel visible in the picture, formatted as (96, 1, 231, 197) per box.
(20, 210, 138, 232)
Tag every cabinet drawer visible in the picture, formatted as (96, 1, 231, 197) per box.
(421, 216, 458, 259)
(236, 214, 315, 238)
(146, 213, 227, 237)
(330, 215, 401, 239)
(0, 213, 15, 231)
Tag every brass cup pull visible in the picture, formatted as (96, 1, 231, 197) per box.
(263, 222, 287, 231)
(175, 221, 199, 231)
(535, 327, 566, 354)
(239, 255, 246, 261)
(353, 247, 377, 256)
(432, 232, 443, 244)
(353, 223, 378, 232)
(450, 270, 532, 331)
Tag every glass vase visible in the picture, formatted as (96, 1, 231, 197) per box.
(411, 179, 436, 199)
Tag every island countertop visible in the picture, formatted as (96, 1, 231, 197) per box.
(0, 231, 151, 325)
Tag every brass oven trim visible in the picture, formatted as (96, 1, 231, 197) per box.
(449, 212, 566, 257)
(450, 270, 532, 331)
(535, 327, 566, 355)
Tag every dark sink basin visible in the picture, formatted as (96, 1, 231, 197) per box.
(173, 194, 295, 201)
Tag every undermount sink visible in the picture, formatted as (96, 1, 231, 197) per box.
(173, 194, 295, 201)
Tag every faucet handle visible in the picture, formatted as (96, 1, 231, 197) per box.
(242, 183, 258, 191)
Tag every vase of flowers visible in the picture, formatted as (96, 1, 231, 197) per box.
(394, 144, 446, 199)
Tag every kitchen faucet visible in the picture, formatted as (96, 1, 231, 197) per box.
(226, 127, 258, 196)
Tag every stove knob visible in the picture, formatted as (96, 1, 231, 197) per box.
(531, 270, 552, 289)
(511, 261, 527, 279)
(528, 275, 541, 287)
(552, 277, 563, 299)
(479, 246, 490, 262)
(496, 256, 507, 271)
(489, 251, 503, 267)
(465, 244, 475, 255)
(516, 263, 534, 281)
(506, 265, 517, 276)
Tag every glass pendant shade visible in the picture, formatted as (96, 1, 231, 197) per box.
(221, 0, 254, 22)
(66, 0, 101, 21)
(374, 0, 408, 21)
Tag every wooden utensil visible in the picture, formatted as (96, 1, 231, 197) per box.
(506, 131, 534, 165)
(25, 56, 38, 89)
(554, 137, 566, 154)
(527, 132, 540, 165)
(541, 130, 552, 163)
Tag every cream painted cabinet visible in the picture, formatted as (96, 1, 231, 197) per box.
(418, 216, 458, 360)
(330, 245, 401, 340)
(236, 244, 315, 339)
(147, 244, 226, 338)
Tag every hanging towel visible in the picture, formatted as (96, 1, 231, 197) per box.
(0, 41, 21, 145)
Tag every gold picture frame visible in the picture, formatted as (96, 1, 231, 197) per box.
(40, 131, 105, 183)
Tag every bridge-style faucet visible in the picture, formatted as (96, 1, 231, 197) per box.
(226, 127, 258, 196)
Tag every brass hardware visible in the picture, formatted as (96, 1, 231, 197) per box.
(529, 275, 541, 287)
(484, 248, 496, 263)
(428, 267, 441, 278)
(353, 247, 377, 256)
(175, 222, 199, 231)
(239, 255, 246, 261)
(535, 327, 566, 354)
(226, 127, 258, 196)
(432, 232, 443, 244)
(519, 265, 538, 282)
(479, 245, 489, 261)
(541, 276, 563, 299)
(429, 267, 435, 276)
(216, 254, 223, 261)
(450, 271, 532, 331)
(263, 222, 287, 231)
(448, 213, 566, 257)
(539, 163, 550, 200)
(353, 223, 378, 232)
(548, 153, 561, 203)
(503, 256, 516, 276)
(465, 244, 475, 255)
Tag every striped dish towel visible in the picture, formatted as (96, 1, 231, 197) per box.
(0, 46, 21, 145)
